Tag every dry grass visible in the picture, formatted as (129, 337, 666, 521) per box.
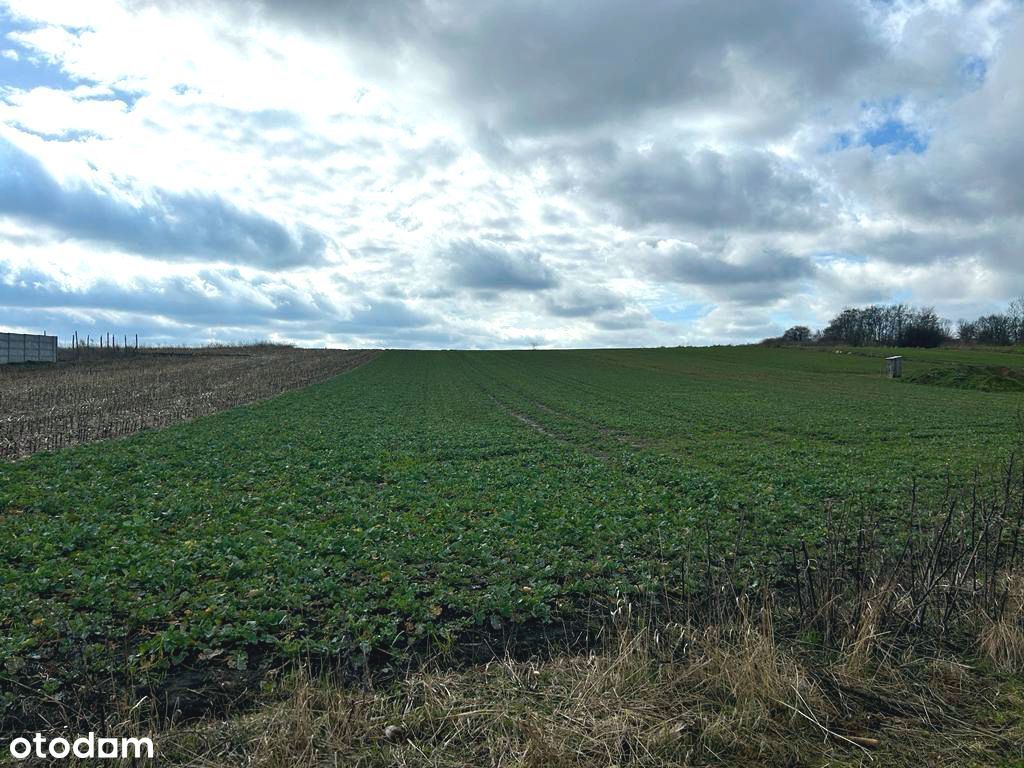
(979, 573, 1024, 674)
(980, 617, 1024, 674)
(22, 597, 1022, 768)
(129, 627, 828, 767)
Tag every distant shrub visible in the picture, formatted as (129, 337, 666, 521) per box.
(781, 325, 812, 343)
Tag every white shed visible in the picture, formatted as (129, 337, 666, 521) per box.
(885, 355, 903, 378)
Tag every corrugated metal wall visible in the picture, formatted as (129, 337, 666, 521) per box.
(0, 333, 58, 364)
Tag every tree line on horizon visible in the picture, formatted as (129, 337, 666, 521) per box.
(765, 298, 1024, 348)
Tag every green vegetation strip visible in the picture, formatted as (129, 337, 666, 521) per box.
(1, 347, 1021, 719)
(905, 363, 1024, 392)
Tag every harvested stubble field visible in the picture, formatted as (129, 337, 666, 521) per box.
(3, 345, 1024, 765)
(0, 346, 377, 460)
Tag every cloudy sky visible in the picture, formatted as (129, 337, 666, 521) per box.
(0, 0, 1021, 348)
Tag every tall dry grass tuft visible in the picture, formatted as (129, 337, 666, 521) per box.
(979, 572, 1024, 673)
(835, 585, 897, 677)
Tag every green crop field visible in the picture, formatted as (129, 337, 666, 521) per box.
(1, 346, 1021, 723)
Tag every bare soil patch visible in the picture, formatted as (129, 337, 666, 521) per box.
(0, 346, 377, 460)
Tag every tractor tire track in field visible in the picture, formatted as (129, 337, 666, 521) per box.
(455, 352, 645, 460)
(485, 390, 613, 460)
(489, 396, 557, 439)
(454, 352, 595, 454)
(530, 398, 650, 452)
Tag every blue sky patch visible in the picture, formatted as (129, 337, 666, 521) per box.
(825, 102, 928, 155)
(0, 10, 87, 92)
(861, 119, 927, 154)
(651, 303, 708, 324)
(823, 97, 928, 155)
(85, 87, 143, 110)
